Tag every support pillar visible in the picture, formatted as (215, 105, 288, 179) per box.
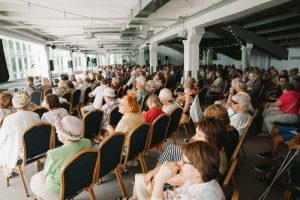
(206, 49, 213, 65)
(68, 50, 74, 75)
(183, 27, 205, 80)
(138, 49, 145, 66)
(106, 53, 110, 66)
(241, 43, 253, 69)
(202, 50, 207, 65)
(149, 43, 158, 73)
(43, 46, 51, 80)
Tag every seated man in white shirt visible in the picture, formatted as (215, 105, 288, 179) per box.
(80, 79, 108, 116)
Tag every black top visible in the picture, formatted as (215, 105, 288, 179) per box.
(224, 128, 240, 162)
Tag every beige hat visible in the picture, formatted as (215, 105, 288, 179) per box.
(12, 92, 31, 109)
(103, 87, 116, 97)
(159, 88, 173, 101)
(56, 116, 83, 141)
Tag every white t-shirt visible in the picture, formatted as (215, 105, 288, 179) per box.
(92, 85, 108, 109)
(41, 108, 68, 124)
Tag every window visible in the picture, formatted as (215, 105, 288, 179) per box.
(1, 35, 46, 80)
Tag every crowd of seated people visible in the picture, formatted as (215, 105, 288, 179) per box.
(0, 63, 299, 199)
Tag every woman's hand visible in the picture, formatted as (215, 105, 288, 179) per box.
(288, 136, 300, 150)
(144, 169, 157, 185)
(154, 161, 179, 184)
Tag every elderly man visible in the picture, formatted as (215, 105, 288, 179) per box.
(24, 76, 38, 94)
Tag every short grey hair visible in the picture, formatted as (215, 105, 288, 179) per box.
(146, 94, 162, 108)
(232, 92, 253, 112)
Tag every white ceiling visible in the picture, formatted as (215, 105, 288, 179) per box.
(0, 0, 225, 53)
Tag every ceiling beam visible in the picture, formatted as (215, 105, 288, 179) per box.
(243, 12, 299, 29)
(229, 24, 288, 60)
(267, 33, 300, 40)
(255, 22, 300, 35)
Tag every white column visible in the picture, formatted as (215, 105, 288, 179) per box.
(42, 46, 51, 80)
(183, 27, 205, 79)
(68, 50, 74, 75)
(138, 48, 145, 66)
(246, 43, 253, 67)
(206, 49, 213, 65)
(202, 50, 207, 65)
(241, 44, 253, 69)
(83, 54, 88, 71)
(149, 43, 158, 73)
(106, 53, 110, 66)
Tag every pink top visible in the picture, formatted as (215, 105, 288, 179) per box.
(279, 91, 300, 114)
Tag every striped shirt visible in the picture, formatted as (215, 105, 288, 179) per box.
(158, 144, 182, 164)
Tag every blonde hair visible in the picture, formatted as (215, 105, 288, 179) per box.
(0, 92, 13, 109)
(204, 104, 230, 126)
(146, 94, 162, 109)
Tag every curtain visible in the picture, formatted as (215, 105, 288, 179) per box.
(0, 39, 9, 82)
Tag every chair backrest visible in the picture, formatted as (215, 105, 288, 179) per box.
(222, 80, 228, 95)
(82, 110, 104, 139)
(32, 106, 49, 118)
(62, 92, 71, 102)
(31, 91, 42, 106)
(124, 123, 151, 164)
(222, 158, 238, 200)
(97, 133, 125, 178)
(107, 106, 123, 127)
(116, 87, 124, 98)
(83, 87, 92, 105)
(141, 94, 150, 111)
(60, 149, 99, 200)
(230, 109, 258, 162)
(70, 89, 81, 110)
(147, 114, 170, 150)
(22, 122, 53, 165)
(123, 85, 128, 97)
(59, 102, 71, 114)
(44, 88, 53, 97)
(166, 107, 183, 138)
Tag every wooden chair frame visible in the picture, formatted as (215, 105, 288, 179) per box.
(146, 114, 170, 152)
(59, 102, 71, 114)
(60, 148, 99, 200)
(70, 89, 81, 112)
(122, 123, 152, 174)
(82, 109, 104, 140)
(31, 106, 49, 118)
(95, 132, 127, 197)
(7, 122, 54, 197)
(166, 108, 183, 144)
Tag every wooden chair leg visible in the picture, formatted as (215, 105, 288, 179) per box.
(36, 160, 42, 172)
(183, 124, 189, 139)
(139, 155, 148, 173)
(172, 135, 177, 145)
(114, 167, 127, 197)
(87, 187, 96, 200)
(17, 165, 30, 197)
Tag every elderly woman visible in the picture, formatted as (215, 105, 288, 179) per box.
(0, 92, 14, 121)
(135, 76, 149, 105)
(225, 78, 248, 105)
(39, 77, 52, 94)
(159, 88, 178, 114)
(143, 94, 164, 123)
(41, 94, 68, 124)
(146, 80, 157, 94)
(228, 92, 253, 136)
(101, 87, 118, 133)
(30, 116, 91, 200)
(111, 77, 121, 91)
(209, 69, 224, 93)
(260, 83, 300, 136)
(107, 92, 144, 141)
(0, 92, 40, 177)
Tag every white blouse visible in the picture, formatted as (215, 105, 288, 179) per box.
(41, 108, 68, 124)
(162, 179, 225, 200)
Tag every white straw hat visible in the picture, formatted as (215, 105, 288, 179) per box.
(12, 92, 31, 109)
(55, 116, 83, 141)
